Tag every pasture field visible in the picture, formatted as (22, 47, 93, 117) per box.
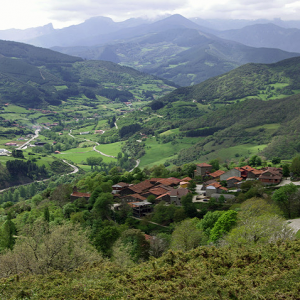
(55, 147, 117, 165)
(95, 142, 123, 157)
(200, 143, 268, 162)
(139, 137, 200, 168)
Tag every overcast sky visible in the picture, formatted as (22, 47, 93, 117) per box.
(1, 0, 300, 30)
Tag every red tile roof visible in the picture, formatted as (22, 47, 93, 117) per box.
(209, 170, 225, 178)
(129, 180, 154, 194)
(148, 186, 169, 196)
(226, 176, 243, 181)
(128, 194, 147, 201)
(197, 163, 212, 167)
(71, 191, 91, 198)
(182, 177, 192, 182)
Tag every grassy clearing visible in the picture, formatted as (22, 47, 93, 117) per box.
(55, 147, 116, 165)
(160, 128, 180, 136)
(199, 143, 268, 163)
(139, 137, 200, 168)
(95, 142, 123, 157)
(245, 123, 280, 133)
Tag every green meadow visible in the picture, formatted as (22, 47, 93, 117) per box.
(55, 147, 117, 167)
(95, 142, 123, 157)
(139, 137, 200, 168)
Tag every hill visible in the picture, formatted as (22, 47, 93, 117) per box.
(161, 56, 300, 104)
(0, 40, 176, 108)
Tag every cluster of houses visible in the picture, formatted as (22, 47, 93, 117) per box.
(69, 162, 284, 218)
(70, 177, 192, 217)
(195, 163, 283, 197)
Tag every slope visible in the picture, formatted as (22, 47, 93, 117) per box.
(161, 55, 300, 104)
(0, 40, 176, 108)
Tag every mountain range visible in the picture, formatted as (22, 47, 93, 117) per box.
(1, 14, 300, 87)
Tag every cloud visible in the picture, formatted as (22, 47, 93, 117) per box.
(1, 0, 300, 30)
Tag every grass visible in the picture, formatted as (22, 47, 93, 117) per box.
(199, 143, 268, 163)
(160, 128, 180, 136)
(55, 147, 117, 166)
(139, 137, 200, 168)
(245, 123, 280, 134)
(95, 142, 123, 157)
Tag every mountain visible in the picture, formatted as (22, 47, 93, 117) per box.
(0, 40, 176, 108)
(161, 56, 300, 103)
(0, 23, 54, 42)
(27, 16, 152, 48)
(52, 15, 300, 86)
(190, 17, 300, 31)
(216, 23, 300, 53)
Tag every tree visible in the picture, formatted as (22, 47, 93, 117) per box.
(149, 233, 171, 258)
(272, 183, 298, 218)
(170, 218, 203, 251)
(290, 156, 300, 177)
(86, 157, 103, 169)
(271, 157, 281, 165)
(181, 193, 198, 218)
(282, 164, 290, 177)
(209, 159, 219, 171)
(249, 155, 262, 167)
(223, 200, 294, 247)
(0, 222, 101, 276)
(0, 213, 16, 251)
(113, 229, 150, 262)
(93, 193, 114, 220)
(209, 210, 238, 243)
(198, 211, 224, 238)
(43, 207, 50, 222)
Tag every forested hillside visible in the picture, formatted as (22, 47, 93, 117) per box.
(0, 40, 176, 108)
(161, 55, 300, 104)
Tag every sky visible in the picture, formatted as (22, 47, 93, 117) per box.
(1, 0, 300, 30)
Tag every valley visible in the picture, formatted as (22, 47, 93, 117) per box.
(2, 12, 300, 299)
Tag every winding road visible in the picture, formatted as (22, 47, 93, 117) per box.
(17, 129, 40, 150)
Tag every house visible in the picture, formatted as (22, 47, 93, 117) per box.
(259, 169, 282, 185)
(226, 176, 243, 188)
(220, 168, 242, 181)
(0, 149, 11, 155)
(112, 182, 130, 194)
(70, 186, 91, 202)
(35, 142, 47, 146)
(205, 182, 228, 197)
(208, 170, 225, 180)
(54, 151, 60, 154)
(182, 177, 192, 182)
(122, 194, 147, 203)
(169, 188, 190, 206)
(94, 130, 104, 134)
(80, 131, 90, 135)
(119, 180, 154, 196)
(180, 181, 189, 188)
(144, 186, 170, 198)
(128, 201, 152, 218)
(195, 163, 213, 176)
(5, 142, 17, 147)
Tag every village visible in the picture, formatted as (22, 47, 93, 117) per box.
(69, 162, 284, 218)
